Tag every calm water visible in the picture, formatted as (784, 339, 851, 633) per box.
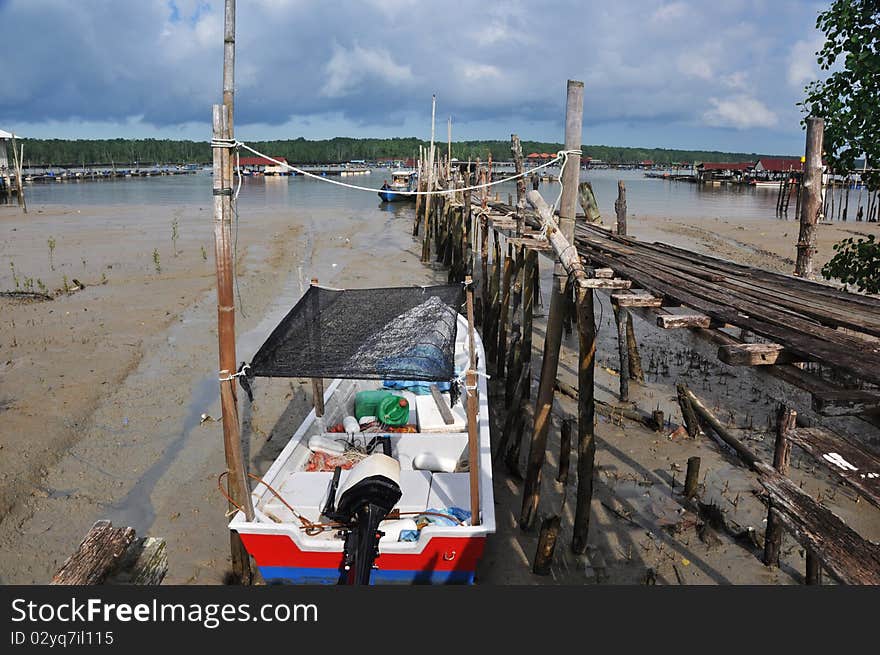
(12, 167, 800, 222)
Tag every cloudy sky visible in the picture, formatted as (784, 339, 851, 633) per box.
(0, 0, 829, 154)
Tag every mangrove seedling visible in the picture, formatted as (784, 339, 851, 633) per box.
(153, 249, 161, 273)
(48, 237, 56, 271)
(10, 261, 19, 289)
(62, 275, 70, 294)
(201, 245, 208, 261)
(37, 279, 47, 294)
(171, 216, 180, 257)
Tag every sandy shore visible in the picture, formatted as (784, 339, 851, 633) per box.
(1, 197, 877, 585)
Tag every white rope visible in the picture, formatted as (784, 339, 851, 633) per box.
(454, 367, 491, 397)
(235, 141, 581, 197)
(219, 364, 250, 382)
(551, 148, 582, 215)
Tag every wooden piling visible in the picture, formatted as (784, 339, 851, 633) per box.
(572, 285, 596, 554)
(533, 515, 561, 575)
(806, 550, 822, 585)
(512, 134, 526, 237)
(795, 117, 824, 278)
(558, 419, 572, 484)
(613, 299, 629, 401)
(684, 456, 701, 499)
(615, 180, 626, 235)
(676, 382, 700, 438)
(625, 313, 644, 381)
(497, 242, 513, 378)
(521, 80, 584, 530)
(763, 405, 797, 567)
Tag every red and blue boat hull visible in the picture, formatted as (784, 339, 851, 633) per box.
(239, 532, 485, 585)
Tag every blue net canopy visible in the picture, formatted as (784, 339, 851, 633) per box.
(246, 284, 464, 382)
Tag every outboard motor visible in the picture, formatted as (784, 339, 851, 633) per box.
(326, 454, 401, 585)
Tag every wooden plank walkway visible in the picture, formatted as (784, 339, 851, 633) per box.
(571, 224, 880, 388)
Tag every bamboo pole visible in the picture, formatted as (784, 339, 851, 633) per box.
(464, 276, 481, 526)
(520, 80, 584, 530)
(211, 0, 254, 585)
(795, 117, 824, 277)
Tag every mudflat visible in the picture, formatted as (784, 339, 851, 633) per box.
(1, 197, 877, 585)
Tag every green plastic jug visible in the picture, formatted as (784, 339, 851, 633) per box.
(377, 394, 409, 426)
(354, 390, 393, 420)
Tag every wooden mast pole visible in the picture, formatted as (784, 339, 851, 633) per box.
(212, 0, 254, 584)
(520, 80, 583, 530)
(421, 94, 437, 262)
(10, 134, 26, 214)
(464, 276, 481, 525)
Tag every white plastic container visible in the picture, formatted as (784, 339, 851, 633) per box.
(343, 415, 360, 435)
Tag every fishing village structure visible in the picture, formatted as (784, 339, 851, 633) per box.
(45, 1, 879, 587)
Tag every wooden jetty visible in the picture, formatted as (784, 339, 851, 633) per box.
(402, 90, 880, 584)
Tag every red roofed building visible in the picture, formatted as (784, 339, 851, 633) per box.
(754, 158, 803, 174)
(238, 156, 289, 175)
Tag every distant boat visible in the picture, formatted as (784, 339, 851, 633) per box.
(378, 170, 418, 202)
(752, 179, 782, 188)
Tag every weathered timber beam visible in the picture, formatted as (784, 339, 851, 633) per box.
(611, 293, 663, 308)
(52, 521, 136, 585)
(657, 314, 711, 329)
(718, 343, 803, 366)
(593, 268, 614, 279)
(762, 471, 880, 585)
(785, 426, 880, 510)
(582, 278, 632, 289)
(811, 390, 880, 417)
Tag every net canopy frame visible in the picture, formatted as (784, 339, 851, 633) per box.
(240, 284, 465, 396)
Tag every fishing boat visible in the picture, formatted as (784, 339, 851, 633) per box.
(752, 178, 783, 188)
(378, 170, 418, 202)
(229, 283, 494, 584)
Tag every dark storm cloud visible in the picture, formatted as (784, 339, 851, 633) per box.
(0, 0, 828, 150)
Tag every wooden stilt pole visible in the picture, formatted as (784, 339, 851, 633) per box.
(464, 276, 481, 526)
(613, 299, 629, 402)
(520, 80, 584, 530)
(497, 242, 513, 378)
(533, 514, 561, 575)
(684, 456, 701, 499)
(795, 117, 824, 278)
(571, 285, 596, 553)
(512, 134, 526, 237)
(763, 405, 796, 567)
(806, 550, 822, 585)
(625, 313, 644, 382)
(211, 0, 253, 586)
(615, 180, 626, 235)
(557, 418, 572, 484)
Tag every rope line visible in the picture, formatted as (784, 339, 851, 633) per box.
(234, 141, 580, 197)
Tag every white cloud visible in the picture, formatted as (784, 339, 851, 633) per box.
(320, 44, 414, 98)
(703, 95, 779, 129)
(787, 36, 823, 88)
(651, 2, 687, 22)
(677, 55, 713, 80)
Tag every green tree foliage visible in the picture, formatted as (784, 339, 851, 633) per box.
(821, 234, 880, 293)
(801, 0, 880, 189)
(16, 136, 775, 168)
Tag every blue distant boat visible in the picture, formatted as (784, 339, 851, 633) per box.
(378, 170, 418, 202)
